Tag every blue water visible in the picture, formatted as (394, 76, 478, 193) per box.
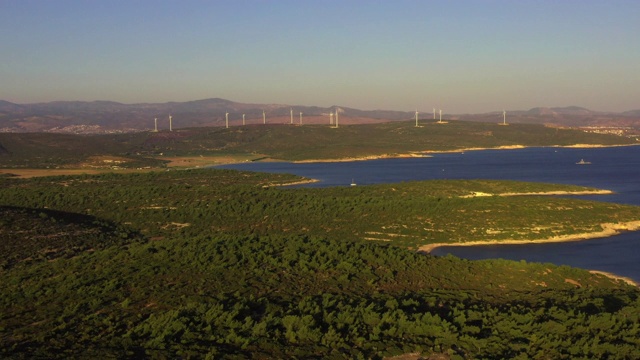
(218, 146, 640, 283)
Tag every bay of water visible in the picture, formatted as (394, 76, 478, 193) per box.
(218, 146, 640, 283)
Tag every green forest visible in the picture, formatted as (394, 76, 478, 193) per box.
(2, 169, 640, 358)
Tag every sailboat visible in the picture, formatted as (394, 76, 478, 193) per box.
(576, 159, 591, 165)
(350, 178, 357, 186)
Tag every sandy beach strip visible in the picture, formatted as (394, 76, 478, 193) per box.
(419, 220, 640, 253)
(588, 270, 638, 287)
(292, 153, 432, 164)
(263, 178, 319, 187)
(460, 189, 613, 198)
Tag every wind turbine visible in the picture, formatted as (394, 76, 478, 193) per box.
(415, 109, 419, 127)
(153, 117, 158, 132)
(438, 109, 442, 123)
(299, 112, 303, 125)
(329, 112, 334, 125)
(433, 108, 436, 120)
(290, 108, 293, 124)
(500, 109, 509, 126)
(335, 108, 339, 128)
(242, 114, 245, 126)
(263, 110, 266, 124)
(225, 112, 229, 128)
(169, 115, 173, 132)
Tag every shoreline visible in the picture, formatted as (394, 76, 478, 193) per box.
(588, 270, 638, 287)
(292, 152, 433, 164)
(262, 178, 319, 187)
(419, 220, 640, 253)
(290, 143, 640, 164)
(418, 220, 640, 287)
(4, 143, 637, 178)
(460, 189, 613, 198)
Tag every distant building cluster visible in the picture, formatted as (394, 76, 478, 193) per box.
(581, 127, 630, 136)
(45, 125, 141, 134)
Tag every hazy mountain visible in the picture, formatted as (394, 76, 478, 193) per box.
(0, 100, 25, 113)
(0, 98, 413, 133)
(523, 106, 596, 116)
(1, 98, 639, 134)
(454, 106, 640, 131)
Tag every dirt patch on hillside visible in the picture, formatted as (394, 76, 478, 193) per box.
(161, 155, 275, 168)
(0, 169, 105, 178)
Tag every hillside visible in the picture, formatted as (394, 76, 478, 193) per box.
(2, 98, 640, 134)
(2, 169, 640, 358)
(0, 206, 142, 270)
(0, 120, 636, 169)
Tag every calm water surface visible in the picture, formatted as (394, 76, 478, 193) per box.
(219, 146, 640, 283)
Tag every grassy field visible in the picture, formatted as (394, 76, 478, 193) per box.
(0, 154, 263, 178)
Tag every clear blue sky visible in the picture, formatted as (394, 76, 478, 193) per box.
(1, 0, 639, 113)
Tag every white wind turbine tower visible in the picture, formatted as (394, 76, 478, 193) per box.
(329, 112, 334, 125)
(433, 108, 436, 120)
(290, 108, 293, 124)
(242, 114, 245, 126)
(153, 117, 158, 132)
(225, 112, 229, 128)
(299, 112, 303, 125)
(438, 109, 442, 123)
(415, 109, 419, 127)
(263, 110, 266, 124)
(499, 109, 509, 126)
(335, 108, 339, 128)
(169, 115, 173, 131)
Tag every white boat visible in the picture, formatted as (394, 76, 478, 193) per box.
(576, 159, 591, 165)
(350, 178, 357, 186)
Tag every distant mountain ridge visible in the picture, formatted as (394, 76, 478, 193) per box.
(524, 106, 595, 116)
(1, 98, 639, 133)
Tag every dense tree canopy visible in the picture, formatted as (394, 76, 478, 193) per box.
(2, 169, 640, 358)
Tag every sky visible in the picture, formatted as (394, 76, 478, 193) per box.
(1, 1, 639, 113)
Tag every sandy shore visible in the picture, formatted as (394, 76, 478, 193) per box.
(497, 190, 613, 196)
(419, 220, 640, 253)
(293, 152, 432, 164)
(418, 220, 640, 287)
(588, 270, 638, 287)
(558, 143, 640, 149)
(292, 147, 524, 163)
(262, 179, 319, 187)
(460, 189, 613, 198)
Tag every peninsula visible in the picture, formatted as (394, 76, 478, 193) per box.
(1, 120, 637, 175)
